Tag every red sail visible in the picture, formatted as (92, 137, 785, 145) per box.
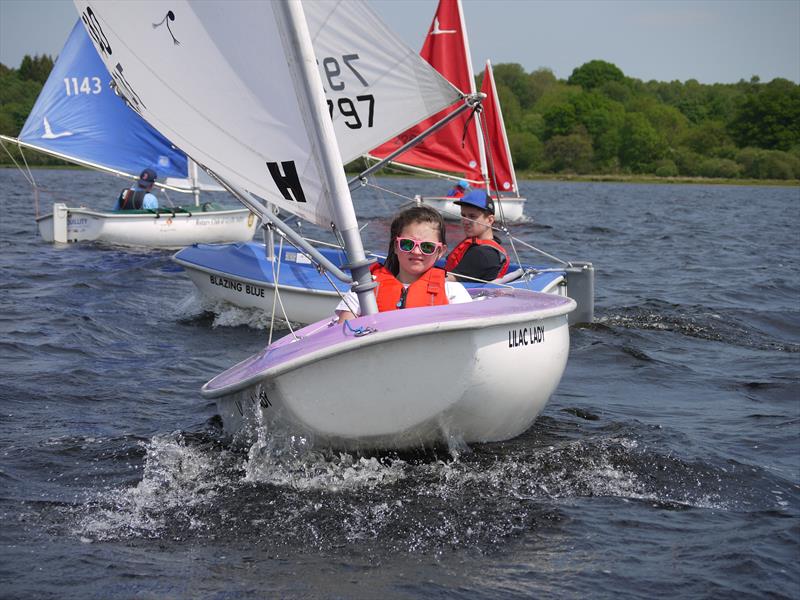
(369, 0, 482, 181)
(481, 60, 517, 194)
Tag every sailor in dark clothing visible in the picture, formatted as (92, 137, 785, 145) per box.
(444, 189, 509, 282)
(114, 168, 159, 210)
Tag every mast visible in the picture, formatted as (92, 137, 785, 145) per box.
(276, 0, 377, 317)
(456, 0, 489, 190)
(188, 159, 201, 206)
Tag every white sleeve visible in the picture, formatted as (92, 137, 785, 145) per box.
(445, 281, 472, 304)
(335, 290, 361, 316)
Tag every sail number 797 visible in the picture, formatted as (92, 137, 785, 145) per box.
(319, 53, 375, 129)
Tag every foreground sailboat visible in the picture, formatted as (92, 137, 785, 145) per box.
(369, 0, 526, 222)
(76, 0, 575, 450)
(0, 20, 256, 248)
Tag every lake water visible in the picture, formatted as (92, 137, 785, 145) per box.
(1, 169, 798, 599)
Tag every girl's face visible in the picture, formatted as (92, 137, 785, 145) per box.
(395, 220, 445, 284)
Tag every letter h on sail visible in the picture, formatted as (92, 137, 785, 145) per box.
(267, 160, 307, 203)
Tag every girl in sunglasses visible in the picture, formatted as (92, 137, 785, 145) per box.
(336, 205, 471, 321)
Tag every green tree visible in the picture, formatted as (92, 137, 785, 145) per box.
(641, 103, 689, 147)
(18, 54, 54, 85)
(571, 91, 626, 165)
(728, 78, 800, 151)
(508, 131, 543, 171)
(568, 60, 625, 90)
(619, 113, 667, 172)
(544, 131, 594, 173)
(680, 120, 732, 155)
(528, 68, 558, 105)
(518, 112, 545, 139)
(542, 103, 578, 139)
(736, 147, 800, 179)
(491, 63, 536, 109)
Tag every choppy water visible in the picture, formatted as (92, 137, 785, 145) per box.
(1, 169, 798, 599)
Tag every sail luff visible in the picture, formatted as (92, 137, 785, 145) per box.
(486, 60, 519, 196)
(481, 59, 518, 196)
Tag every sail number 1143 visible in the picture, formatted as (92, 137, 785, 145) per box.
(63, 76, 102, 96)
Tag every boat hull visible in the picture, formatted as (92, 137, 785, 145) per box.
(174, 241, 349, 323)
(203, 289, 575, 451)
(418, 195, 527, 222)
(37, 204, 257, 248)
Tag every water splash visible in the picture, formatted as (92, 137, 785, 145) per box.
(75, 433, 237, 540)
(70, 424, 796, 551)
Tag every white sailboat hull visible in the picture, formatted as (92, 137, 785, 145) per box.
(205, 290, 574, 451)
(418, 195, 527, 222)
(181, 262, 340, 324)
(37, 204, 257, 248)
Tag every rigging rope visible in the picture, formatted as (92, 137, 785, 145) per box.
(267, 233, 298, 345)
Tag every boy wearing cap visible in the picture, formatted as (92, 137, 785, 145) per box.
(114, 168, 159, 210)
(444, 189, 509, 282)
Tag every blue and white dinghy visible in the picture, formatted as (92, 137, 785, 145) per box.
(77, 0, 576, 450)
(0, 20, 256, 248)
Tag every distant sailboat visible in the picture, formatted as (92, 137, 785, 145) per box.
(369, 0, 526, 222)
(0, 20, 257, 248)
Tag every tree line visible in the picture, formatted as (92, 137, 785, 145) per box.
(488, 60, 800, 180)
(0, 54, 66, 166)
(2, 54, 799, 180)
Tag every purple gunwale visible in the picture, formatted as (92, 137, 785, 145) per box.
(201, 288, 575, 398)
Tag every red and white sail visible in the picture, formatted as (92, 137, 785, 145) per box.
(481, 60, 518, 195)
(369, 0, 486, 183)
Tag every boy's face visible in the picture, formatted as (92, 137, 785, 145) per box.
(460, 206, 494, 239)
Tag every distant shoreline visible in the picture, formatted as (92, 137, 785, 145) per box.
(2, 163, 798, 188)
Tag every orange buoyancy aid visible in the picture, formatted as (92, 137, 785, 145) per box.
(444, 237, 510, 278)
(370, 263, 449, 311)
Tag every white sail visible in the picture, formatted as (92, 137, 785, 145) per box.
(71, 0, 461, 227)
(304, 1, 461, 162)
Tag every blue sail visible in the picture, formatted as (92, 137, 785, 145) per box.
(18, 20, 188, 183)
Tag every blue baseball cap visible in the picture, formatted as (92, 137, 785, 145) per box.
(454, 189, 495, 215)
(457, 179, 469, 188)
(137, 168, 157, 187)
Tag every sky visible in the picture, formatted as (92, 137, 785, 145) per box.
(1, 0, 798, 84)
